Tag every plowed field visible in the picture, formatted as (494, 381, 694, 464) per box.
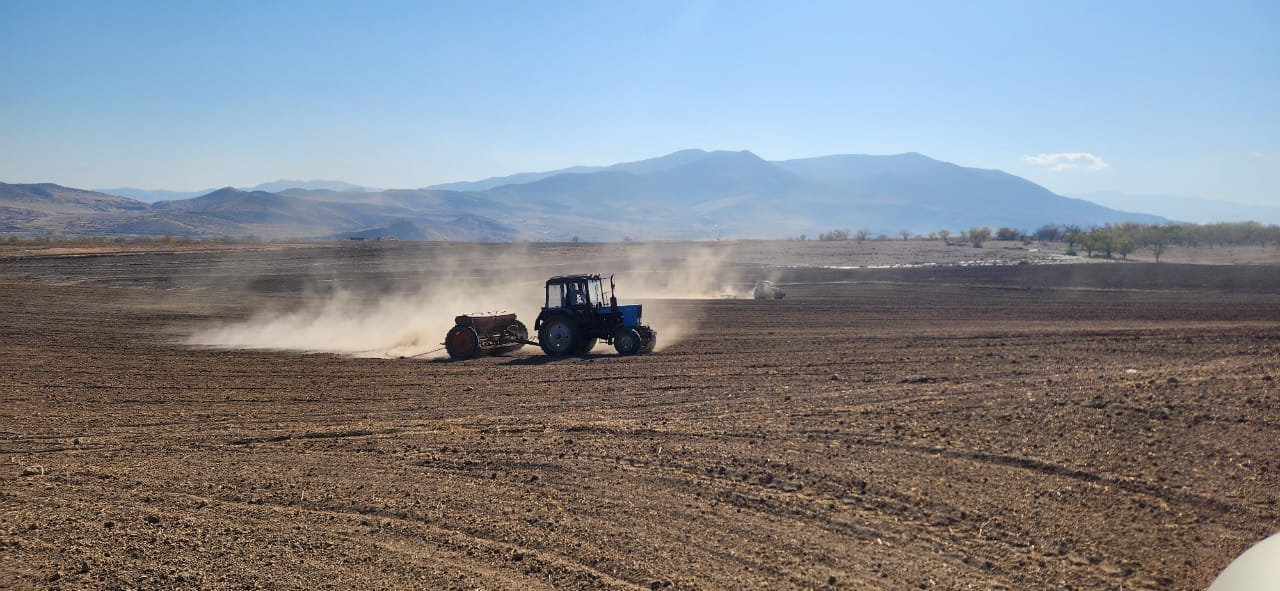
(2, 241, 1278, 590)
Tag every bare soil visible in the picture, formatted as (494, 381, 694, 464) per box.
(2, 241, 1278, 590)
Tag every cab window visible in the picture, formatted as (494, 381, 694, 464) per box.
(546, 283, 565, 308)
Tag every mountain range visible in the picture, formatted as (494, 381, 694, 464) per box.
(96, 180, 382, 203)
(2, 149, 1182, 241)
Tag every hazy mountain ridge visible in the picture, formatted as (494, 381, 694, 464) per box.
(453, 150, 1166, 237)
(93, 187, 214, 203)
(1072, 191, 1280, 225)
(96, 180, 380, 203)
(2, 150, 1199, 240)
(247, 180, 380, 194)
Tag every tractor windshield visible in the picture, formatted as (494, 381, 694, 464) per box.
(546, 277, 606, 309)
(588, 279, 604, 307)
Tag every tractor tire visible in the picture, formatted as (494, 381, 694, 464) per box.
(576, 337, 598, 355)
(445, 325, 480, 360)
(538, 316, 580, 356)
(613, 327, 642, 355)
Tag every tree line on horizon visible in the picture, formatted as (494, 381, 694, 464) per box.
(804, 221, 1280, 261)
(5, 220, 1279, 255)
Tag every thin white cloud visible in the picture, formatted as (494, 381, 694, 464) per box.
(1023, 152, 1110, 172)
(1251, 152, 1265, 158)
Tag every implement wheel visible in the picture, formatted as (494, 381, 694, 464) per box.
(488, 320, 528, 356)
(445, 325, 480, 360)
(510, 320, 529, 343)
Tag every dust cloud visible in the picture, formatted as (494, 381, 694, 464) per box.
(619, 243, 745, 300)
(186, 242, 745, 358)
(613, 243, 746, 350)
(187, 287, 538, 359)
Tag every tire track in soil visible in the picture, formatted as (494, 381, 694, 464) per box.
(169, 491, 652, 590)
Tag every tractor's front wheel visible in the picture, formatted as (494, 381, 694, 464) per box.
(639, 329, 657, 354)
(538, 317, 579, 356)
(613, 327, 642, 355)
(445, 325, 480, 360)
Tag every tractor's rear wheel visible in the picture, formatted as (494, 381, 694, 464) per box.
(538, 317, 579, 356)
(445, 325, 480, 360)
(613, 327, 642, 355)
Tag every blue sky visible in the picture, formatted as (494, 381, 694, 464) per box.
(2, 1, 1276, 205)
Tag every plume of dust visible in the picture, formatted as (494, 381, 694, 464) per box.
(186, 245, 547, 359)
(186, 287, 538, 359)
(612, 242, 746, 351)
(187, 285, 540, 359)
(186, 241, 747, 358)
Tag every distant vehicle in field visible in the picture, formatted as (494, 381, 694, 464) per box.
(534, 274, 656, 356)
(754, 280, 785, 300)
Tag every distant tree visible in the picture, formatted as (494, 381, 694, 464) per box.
(995, 227, 1022, 241)
(899, 229, 912, 241)
(1149, 242, 1167, 262)
(571, 235, 581, 243)
(854, 229, 870, 242)
(818, 229, 850, 241)
(1079, 232, 1096, 257)
(1141, 225, 1176, 262)
(799, 234, 806, 241)
(969, 227, 992, 248)
(1062, 224, 1083, 250)
(927, 232, 938, 241)
(938, 229, 951, 244)
(1033, 224, 1062, 242)
(874, 233, 889, 241)
(1078, 227, 1118, 258)
(1116, 236, 1136, 260)
(1093, 228, 1117, 258)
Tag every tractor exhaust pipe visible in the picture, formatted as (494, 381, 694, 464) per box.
(609, 274, 618, 311)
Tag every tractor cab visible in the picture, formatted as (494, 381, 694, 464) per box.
(544, 274, 608, 310)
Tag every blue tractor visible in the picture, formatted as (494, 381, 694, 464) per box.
(533, 274, 657, 356)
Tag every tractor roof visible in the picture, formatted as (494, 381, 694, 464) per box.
(545, 274, 601, 285)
